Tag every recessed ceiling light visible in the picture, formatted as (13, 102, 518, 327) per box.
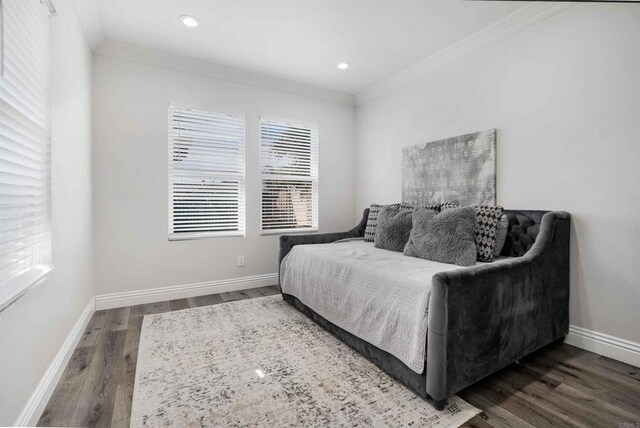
(337, 62, 350, 70)
(180, 15, 199, 28)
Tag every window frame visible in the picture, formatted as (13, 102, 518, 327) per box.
(167, 102, 246, 241)
(0, 0, 54, 312)
(259, 116, 319, 235)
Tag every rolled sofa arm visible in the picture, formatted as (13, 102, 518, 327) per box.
(426, 211, 571, 401)
(277, 209, 369, 291)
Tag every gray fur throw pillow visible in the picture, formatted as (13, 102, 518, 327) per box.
(364, 203, 400, 242)
(440, 202, 505, 262)
(374, 206, 413, 252)
(403, 207, 477, 266)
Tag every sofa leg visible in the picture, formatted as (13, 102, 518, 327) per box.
(433, 399, 447, 411)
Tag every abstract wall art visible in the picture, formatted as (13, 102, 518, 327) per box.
(401, 129, 496, 206)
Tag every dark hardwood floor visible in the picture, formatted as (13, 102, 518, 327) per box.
(38, 286, 640, 427)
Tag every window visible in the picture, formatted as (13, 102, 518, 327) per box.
(0, 0, 53, 309)
(260, 118, 318, 233)
(168, 105, 245, 240)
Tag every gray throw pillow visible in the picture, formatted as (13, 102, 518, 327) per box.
(364, 203, 400, 242)
(493, 214, 509, 257)
(440, 202, 505, 262)
(374, 206, 413, 252)
(403, 207, 477, 266)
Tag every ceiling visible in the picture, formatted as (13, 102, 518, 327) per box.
(92, 1, 527, 95)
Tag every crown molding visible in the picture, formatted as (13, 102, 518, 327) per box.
(71, 0, 106, 51)
(95, 41, 355, 107)
(356, 2, 576, 107)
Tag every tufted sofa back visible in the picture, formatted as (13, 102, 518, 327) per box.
(501, 210, 549, 257)
(356, 207, 552, 259)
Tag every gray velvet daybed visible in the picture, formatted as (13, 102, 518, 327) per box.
(278, 209, 570, 410)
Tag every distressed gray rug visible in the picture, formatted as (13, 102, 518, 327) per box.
(131, 295, 480, 427)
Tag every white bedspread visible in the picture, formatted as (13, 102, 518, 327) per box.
(280, 239, 461, 374)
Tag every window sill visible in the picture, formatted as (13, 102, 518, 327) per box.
(260, 228, 318, 236)
(0, 265, 54, 313)
(169, 231, 245, 241)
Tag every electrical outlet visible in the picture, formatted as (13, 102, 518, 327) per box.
(237, 256, 245, 267)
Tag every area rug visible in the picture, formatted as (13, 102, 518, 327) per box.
(131, 295, 480, 427)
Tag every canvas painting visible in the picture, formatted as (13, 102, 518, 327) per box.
(402, 129, 496, 206)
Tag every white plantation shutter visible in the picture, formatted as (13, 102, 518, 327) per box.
(260, 118, 318, 232)
(168, 105, 245, 239)
(0, 0, 53, 309)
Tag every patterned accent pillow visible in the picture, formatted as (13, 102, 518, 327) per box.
(399, 202, 440, 212)
(440, 202, 460, 211)
(475, 205, 504, 262)
(364, 203, 400, 242)
(399, 202, 415, 212)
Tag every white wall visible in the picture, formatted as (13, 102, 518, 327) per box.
(355, 3, 640, 343)
(0, 0, 94, 424)
(92, 54, 355, 296)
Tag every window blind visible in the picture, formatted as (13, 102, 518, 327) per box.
(168, 105, 245, 239)
(260, 118, 318, 232)
(0, 0, 52, 309)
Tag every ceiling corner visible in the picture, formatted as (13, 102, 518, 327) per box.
(72, 0, 106, 51)
(355, 2, 576, 107)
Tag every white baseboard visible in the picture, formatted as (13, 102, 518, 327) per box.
(566, 324, 640, 368)
(94, 273, 279, 310)
(14, 297, 96, 427)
